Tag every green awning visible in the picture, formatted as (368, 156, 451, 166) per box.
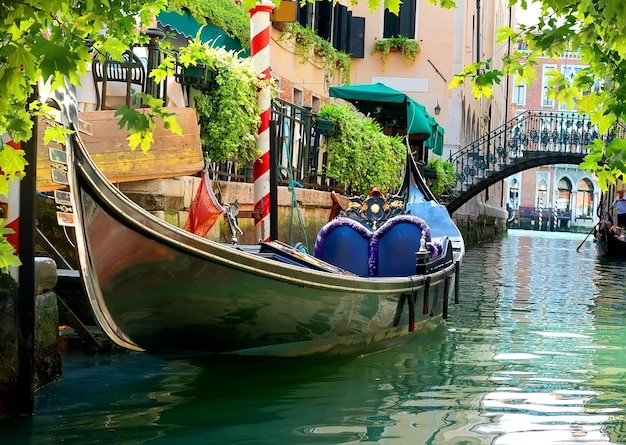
(329, 83, 442, 144)
(425, 122, 445, 156)
(157, 10, 249, 57)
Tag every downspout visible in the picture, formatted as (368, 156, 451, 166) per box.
(502, 5, 513, 209)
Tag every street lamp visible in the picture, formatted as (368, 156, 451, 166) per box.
(434, 100, 441, 116)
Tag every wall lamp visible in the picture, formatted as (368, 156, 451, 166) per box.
(434, 100, 441, 116)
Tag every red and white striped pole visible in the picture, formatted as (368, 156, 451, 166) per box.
(249, 0, 274, 242)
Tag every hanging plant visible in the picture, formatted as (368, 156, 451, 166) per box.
(373, 35, 420, 65)
(278, 22, 351, 85)
(175, 37, 275, 163)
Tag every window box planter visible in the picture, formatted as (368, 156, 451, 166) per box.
(316, 118, 337, 136)
(373, 36, 420, 64)
(175, 63, 216, 91)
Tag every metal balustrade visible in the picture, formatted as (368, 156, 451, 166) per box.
(446, 110, 626, 213)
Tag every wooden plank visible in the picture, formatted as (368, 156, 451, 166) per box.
(37, 107, 204, 192)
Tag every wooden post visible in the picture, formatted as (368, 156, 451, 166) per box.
(250, 1, 275, 242)
(17, 94, 38, 415)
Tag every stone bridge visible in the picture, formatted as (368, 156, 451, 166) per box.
(445, 110, 626, 213)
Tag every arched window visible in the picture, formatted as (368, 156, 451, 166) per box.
(575, 178, 594, 218)
(537, 180, 548, 208)
(557, 177, 572, 211)
(509, 178, 519, 209)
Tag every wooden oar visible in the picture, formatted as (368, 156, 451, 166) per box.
(577, 222, 600, 252)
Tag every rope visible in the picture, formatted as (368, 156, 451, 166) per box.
(278, 114, 310, 252)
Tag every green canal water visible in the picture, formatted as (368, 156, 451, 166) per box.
(4, 229, 626, 444)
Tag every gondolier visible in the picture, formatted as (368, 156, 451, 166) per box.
(611, 189, 626, 227)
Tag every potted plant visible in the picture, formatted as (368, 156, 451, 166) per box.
(373, 35, 420, 65)
(315, 117, 336, 136)
(424, 158, 456, 198)
(317, 103, 405, 195)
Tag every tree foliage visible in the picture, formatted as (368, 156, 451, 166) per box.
(450, 0, 626, 190)
(318, 103, 405, 195)
(0, 0, 166, 271)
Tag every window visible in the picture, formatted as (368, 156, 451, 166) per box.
(513, 75, 526, 106)
(557, 177, 572, 211)
(508, 178, 519, 209)
(575, 178, 594, 218)
(293, 88, 303, 106)
(559, 65, 583, 111)
(383, 0, 416, 39)
(312, 96, 320, 113)
(541, 65, 555, 108)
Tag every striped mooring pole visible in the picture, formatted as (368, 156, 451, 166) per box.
(249, 1, 275, 242)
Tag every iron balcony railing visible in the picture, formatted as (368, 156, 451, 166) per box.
(449, 110, 626, 195)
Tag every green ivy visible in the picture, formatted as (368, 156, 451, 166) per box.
(176, 39, 271, 162)
(278, 22, 351, 85)
(168, 0, 251, 49)
(318, 103, 405, 195)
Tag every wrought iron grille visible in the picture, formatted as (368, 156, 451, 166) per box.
(449, 110, 625, 195)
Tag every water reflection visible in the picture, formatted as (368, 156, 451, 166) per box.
(5, 230, 626, 444)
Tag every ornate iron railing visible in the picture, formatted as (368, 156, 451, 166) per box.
(447, 110, 626, 209)
(206, 98, 342, 192)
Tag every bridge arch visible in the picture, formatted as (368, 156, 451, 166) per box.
(446, 152, 585, 213)
(444, 110, 625, 214)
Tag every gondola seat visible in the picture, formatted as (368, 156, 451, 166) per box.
(313, 217, 372, 277)
(314, 214, 442, 277)
(372, 215, 436, 277)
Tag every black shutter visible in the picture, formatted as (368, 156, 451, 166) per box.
(315, 0, 333, 41)
(297, 1, 311, 27)
(383, 0, 416, 38)
(332, 4, 350, 51)
(383, 9, 399, 38)
(399, 0, 416, 38)
(350, 16, 365, 58)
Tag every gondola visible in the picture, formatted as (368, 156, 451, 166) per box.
(54, 88, 465, 359)
(595, 222, 626, 259)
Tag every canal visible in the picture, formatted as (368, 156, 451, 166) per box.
(4, 229, 626, 444)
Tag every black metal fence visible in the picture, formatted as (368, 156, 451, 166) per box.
(207, 98, 342, 192)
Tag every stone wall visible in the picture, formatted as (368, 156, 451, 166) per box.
(0, 257, 62, 418)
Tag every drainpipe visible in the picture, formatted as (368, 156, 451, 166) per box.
(502, 5, 513, 209)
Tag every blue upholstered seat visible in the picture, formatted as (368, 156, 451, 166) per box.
(313, 218, 372, 277)
(314, 215, 440, 277)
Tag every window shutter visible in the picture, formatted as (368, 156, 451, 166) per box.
(350, 16, 365, 58)
(398, 0, 416, 38)
(383, 0, 416, 38)
(315, 0, 333, 40)
(297, 1, 311, 27)
(332, 4, 350, 51)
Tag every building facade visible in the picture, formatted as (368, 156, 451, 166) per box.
(504, 24, 601, 232)
(268, 0, 513, 235)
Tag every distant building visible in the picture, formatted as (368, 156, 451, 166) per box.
(504, 22, 601, 231)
